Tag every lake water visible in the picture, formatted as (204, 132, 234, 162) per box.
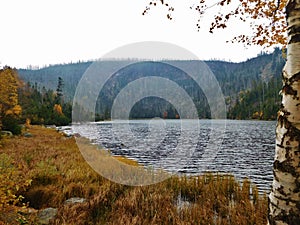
(67, 119, 275, 193)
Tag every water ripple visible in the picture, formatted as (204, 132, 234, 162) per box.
(69, 119, 275, 193)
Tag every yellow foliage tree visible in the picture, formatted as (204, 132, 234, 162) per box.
(0, 67, 22, 129)
(53, 104, 63, 115)
(143, 0, 288, 46)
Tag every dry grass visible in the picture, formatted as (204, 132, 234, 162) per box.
(0, 126, 268, 224)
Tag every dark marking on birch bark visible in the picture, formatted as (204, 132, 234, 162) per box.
(282, 84, 297, 97)
(283, 71, 300, 83)
(282, 72, 300, 100)
(296, 198, 300, 210)
(286, 0, 298, 17)
(282, 109, 291, 116)
(269, 208, 300, 225)
(272, 194, 299, 205)
(278, 114, 288, 128)
(277, 143, 285, 149)
(289, 33, 300, 44)
(277, 185, 287, 196)
(274, 160, 297, 177)
(288, 25, 300, 37)
(294, 179, 300, 193)
(277, 115, 291, 146)
(289, 124, 300, 142)
(274, 118, 300, 177)
(292, 72, 300, 82)
(285, 147, 292, 159)
(273, 170, 279, 182)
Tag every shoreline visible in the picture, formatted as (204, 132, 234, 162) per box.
(0, 125, 268, 224)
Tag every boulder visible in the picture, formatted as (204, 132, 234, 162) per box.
(23, 132, 33, 138)
(1, 131, 13, 137)
(37, 208, 57, 225)
(64, 197, 86, 205)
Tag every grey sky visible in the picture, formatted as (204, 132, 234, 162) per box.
(0, 0, 274, 68)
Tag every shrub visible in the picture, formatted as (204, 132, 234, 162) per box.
(0, 153, 31, 209)
(1, 115, 22, 135)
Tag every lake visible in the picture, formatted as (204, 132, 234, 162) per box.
(67, 119, 275, 193)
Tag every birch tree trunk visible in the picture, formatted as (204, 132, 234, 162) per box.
(268, 0, 300, 224)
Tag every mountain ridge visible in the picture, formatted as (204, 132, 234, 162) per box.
(18, 48, 285, 120)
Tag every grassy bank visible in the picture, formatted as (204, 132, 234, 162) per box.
(0, 126, 268, 224)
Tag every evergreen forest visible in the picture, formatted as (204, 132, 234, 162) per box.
(0, 48, 284, 134)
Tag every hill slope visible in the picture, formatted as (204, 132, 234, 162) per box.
(18, 48, 285, 120)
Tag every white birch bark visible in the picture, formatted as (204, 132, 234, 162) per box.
(268, 0, 300, 224)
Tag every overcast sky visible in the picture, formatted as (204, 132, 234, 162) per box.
(1, 0, 272, 69)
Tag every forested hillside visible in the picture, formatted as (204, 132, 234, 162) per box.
(19, 62, 91, 102)
(18, 48, 285, 121)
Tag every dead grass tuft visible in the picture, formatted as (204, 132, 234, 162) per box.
(0, 126, 269, 224)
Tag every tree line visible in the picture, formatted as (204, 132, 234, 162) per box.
(0, 49, 285, 134)
(228, 76, 282, 120)
(0, 67, 71, 135)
